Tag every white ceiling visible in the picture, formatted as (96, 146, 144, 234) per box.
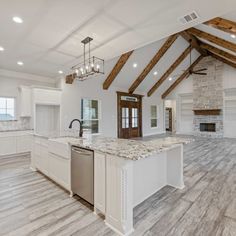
(0, 0, 235, 79)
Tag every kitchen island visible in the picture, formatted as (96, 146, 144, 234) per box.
(31, 135, 192, 236)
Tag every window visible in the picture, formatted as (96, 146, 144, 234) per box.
(81, 99, 99, 133)
(150, 105, 158, 128)
(0, 97, 15, 121)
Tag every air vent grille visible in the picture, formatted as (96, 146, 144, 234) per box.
(179, 11, 199, 24)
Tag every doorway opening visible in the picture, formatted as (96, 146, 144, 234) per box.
(164, 100, 176, 133)
(117, 92, 143, 139)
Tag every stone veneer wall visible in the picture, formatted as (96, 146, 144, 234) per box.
(0, 117, 31, 131)
(193, 56, 224, 138)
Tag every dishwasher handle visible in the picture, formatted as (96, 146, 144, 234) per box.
(72, 147, 93, 156)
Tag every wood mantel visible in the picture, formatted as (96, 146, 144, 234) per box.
(193, 109, 221, 115)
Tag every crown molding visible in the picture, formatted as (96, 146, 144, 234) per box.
(0, 69, 56, 84)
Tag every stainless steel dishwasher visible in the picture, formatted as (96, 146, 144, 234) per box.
(71, 146, 94, 205)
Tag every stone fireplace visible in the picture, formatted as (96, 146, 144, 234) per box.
(193, 56, 223, 138)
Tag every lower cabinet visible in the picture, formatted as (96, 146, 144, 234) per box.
(33, 137, 71, 191)
(0, 136, 17, 156)
(0, 132, 32, 156)
(48, 153, 70, 191)
(94, 151, 106, 214)
(16, 135, 32, 153)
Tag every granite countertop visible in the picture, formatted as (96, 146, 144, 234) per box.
(63, 136, 193, 161)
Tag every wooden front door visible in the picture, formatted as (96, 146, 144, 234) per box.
(117, 92, 142, 139)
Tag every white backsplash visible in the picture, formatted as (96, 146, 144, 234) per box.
(0, 117, 31, 131)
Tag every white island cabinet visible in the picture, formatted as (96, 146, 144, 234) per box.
(92, 144, 184, 236)
(31, 136, 190, 236)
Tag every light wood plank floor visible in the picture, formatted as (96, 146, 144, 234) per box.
(0, 137, 236, 236)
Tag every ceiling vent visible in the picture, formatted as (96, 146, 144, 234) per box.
(179, 11, 199, 24)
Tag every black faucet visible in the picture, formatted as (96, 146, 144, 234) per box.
(69, 119, 83, 137)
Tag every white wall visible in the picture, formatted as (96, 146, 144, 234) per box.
(0, 74, 55, 119)
(59, 78, 164, 138)
(0, 70, 56, 131)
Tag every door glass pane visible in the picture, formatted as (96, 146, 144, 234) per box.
(122, 107, 129, 128)
(132, 108, 138, 128)
(122, 107, 129, 118)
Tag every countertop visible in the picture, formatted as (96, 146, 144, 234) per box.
(51, 136, 193, 161)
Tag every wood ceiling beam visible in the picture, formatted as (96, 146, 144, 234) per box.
(187, 28, 236, 53)
(147, 45, 191, 97)
(162, 56, 203, 99)
(204, 17, 236, 34)
(180, 31, 208, 56)
(103, 50, 133, 90)
(208, 52, 236, 69)
(200, 42, 236, 62)
(128, 34, 178, 94)
(65, 73, 76, 84)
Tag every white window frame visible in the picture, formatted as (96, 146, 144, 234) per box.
(0, 96, 16, 121)
(150, 105, 158, 128)
(81, 98, 101, 134)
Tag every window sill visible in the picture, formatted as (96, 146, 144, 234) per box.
(0, 120, 18, 122)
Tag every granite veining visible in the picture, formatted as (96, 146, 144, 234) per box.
(51, 136, 193, 161)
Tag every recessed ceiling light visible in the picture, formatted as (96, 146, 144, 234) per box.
(153, 71, 158, 75)
(133, 63, 137, 68)
(13, 16, 23, 24)
(0, 46, 4, 51)
(169, 77, 173, 81)
(58, 70, 63, 74)
(17, 61, 24, 66)
(231, 34, 236, 39)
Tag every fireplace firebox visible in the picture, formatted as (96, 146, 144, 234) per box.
(200, 123, 216, 132)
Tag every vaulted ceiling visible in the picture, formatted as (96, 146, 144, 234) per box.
(0, 0, 235, 79)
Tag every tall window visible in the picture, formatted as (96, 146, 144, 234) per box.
(0, 97, 15, 121)
(150, 105, 158, 128)
(81, 99, 99, 134)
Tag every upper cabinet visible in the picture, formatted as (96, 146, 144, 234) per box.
(33, 87, 62, 105)
(19, 86, 32, 117)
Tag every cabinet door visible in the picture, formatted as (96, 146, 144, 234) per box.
(48, 153, 70, 190)
(0, 136, 17, 156)
(19, 86, 32, 117)
(37, 145, 49, 176)
(94, 152, 106, 213)
(33, 137, 49, 176)
(16, 135, 32, 153)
